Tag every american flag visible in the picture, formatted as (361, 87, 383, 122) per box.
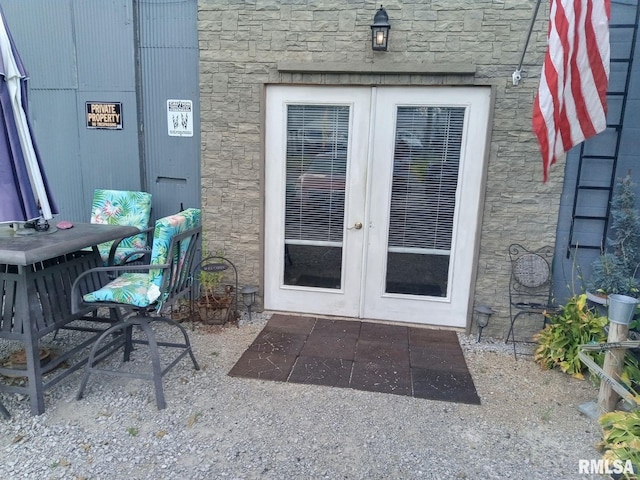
(532, 0, 611, 182)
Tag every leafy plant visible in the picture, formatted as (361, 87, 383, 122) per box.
(620, 354, 640, 401)
(193, 245, 236, 324)
(535, 294, 640, 402)
(589, 174, 640, 297)
(591, 253, 639, 298)
(599, 409, 640, 479)
(198, 246, 225, 305)
(534, 294, 607, 379)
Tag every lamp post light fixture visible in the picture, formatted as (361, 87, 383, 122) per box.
(240, 285, 258, 322)
(371, 5, 390, 51)
(474, 305, 493, 342)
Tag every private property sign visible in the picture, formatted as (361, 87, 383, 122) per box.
(86, 102, 122, 129)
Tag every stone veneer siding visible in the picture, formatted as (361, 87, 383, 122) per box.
(198, 0, 564, 339)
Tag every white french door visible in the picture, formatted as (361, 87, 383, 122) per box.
(264, 85, 491, 327)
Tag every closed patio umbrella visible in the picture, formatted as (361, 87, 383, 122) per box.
(0, 6, 57, 226)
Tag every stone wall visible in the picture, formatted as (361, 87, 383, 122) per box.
(198, 0, 564, 338)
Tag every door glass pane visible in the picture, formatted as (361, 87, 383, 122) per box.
(284, 105, 349, 288)
(386, 106, 465, 297)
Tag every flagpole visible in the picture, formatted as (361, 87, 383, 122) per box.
(512, 0, 543, 85)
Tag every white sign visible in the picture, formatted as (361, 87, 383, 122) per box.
(167, 99, 193, 137)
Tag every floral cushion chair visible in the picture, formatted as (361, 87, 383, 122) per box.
(72, 208, 202, 410)
(90, 189, 153, 266)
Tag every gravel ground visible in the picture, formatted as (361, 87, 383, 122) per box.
(0, 313, 608, 480)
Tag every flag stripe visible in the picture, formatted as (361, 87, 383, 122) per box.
(569, 0, 597, 143)
(556, 0, 577, 154)
(532, 0, 610, 182)
(586, 0, 610, 113)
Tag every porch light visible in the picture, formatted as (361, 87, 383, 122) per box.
(371, 5, 390, 51)
(240, 285, 258, 322)
(474, 305, 493, 342)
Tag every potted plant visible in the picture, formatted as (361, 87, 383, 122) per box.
(588, 173, 640, 304)
(194, 248, 237, 325)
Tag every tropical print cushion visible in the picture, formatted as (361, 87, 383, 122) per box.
(83, 208, 201, 308)
(83, 273, 160, 307)
(149, 208, 201, 289)
(90, 189, 152, 265)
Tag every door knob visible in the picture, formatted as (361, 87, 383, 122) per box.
(349, 221, 363, 230)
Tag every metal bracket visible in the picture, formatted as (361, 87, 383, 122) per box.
(512, 69, 522, 86)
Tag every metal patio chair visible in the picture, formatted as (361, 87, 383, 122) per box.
(0, 398, 9, 419)
(90, 189, 153, 266)
(71, 208, 202, 409)
(505, 243, 558, 360)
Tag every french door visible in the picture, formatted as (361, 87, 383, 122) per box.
(264, 85, 491, 327)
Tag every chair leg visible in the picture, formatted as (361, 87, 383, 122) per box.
(0, 399, 10, 420)
(506, 312, 524, 361)
(136, 320, 166, 410)
(76, 315, 199, 409)
(77, 321, 130, 401)
(154, 317, 200, 371)
(123, 324, 134, 362)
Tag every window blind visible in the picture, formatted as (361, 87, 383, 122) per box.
(388, 106, 465, 254)
(284, 105, 349, 244)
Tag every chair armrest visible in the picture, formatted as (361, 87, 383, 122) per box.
(106, 226, 154, 266)
(117, 247, 152, 266)
(70, 262, 170, 314)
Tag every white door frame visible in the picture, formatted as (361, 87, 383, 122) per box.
(264, 85, 492, 327)
(363, 86, 492, 327)
(264, 86, 371, 317)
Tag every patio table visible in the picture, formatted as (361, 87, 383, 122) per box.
(0, 223, 139, 415)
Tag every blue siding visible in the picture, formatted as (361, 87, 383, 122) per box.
(554, 0, 640, 303)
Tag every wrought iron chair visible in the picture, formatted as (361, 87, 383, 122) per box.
(505, 244, 558, 360)
(89, 189, 153, 266)
(71, 208, 202, 409)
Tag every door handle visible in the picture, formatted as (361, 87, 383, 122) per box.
(348, 221, 363, 230)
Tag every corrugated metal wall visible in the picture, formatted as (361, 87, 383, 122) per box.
(1, 0, 200, 223)
(137, 0, 201, 220)
(2, 0, 141, 221)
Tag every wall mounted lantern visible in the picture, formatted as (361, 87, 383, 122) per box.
(371, 5, 390, 51)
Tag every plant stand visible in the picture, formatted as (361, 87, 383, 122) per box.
(191, 255, 239, 326)
(195, 293, 235, 325)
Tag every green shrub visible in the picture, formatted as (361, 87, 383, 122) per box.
(534, 294, 640, 399)
(589, 174, 640, 297)
(599, 409, 640, 479)
(534, 294, 607, 379)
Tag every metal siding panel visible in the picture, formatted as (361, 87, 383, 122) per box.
(1, 0, 77, 89)
(143, 48, 201, 219)
(3, 0, 140, 222)
(29, 90, 85, 222)
(138, 0, 198, 48)
(2, 0, 201, 224)
(139, 0, 200, 220)
(77, 91, 142, 201)
(74, 0, 136, 91)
